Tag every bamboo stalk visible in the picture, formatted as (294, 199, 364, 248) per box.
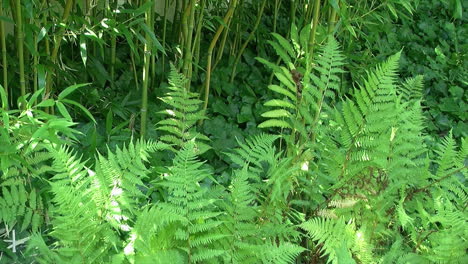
(150, 0, 156, 89)
(45, 0, 74, 97)
(110, 0, 118, 89)
(14, 0, 26, 97)
(140, 0, 152, 138)
(213, 17, 231, 69)
(161, 0, 170, 76)
(230, 0, 266, 83)
(192, 0, 205, 79)
(182, 0, 196, 88)
(200, 0, 238, 123)
(308, 0, 321, 57)
(328, 1, 338, 34)
(0, 2, 8, 108)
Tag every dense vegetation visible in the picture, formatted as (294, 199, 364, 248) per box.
(0, 0, 466, 263)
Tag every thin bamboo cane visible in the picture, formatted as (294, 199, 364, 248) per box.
(182, 0, 196, 89)
(14, 0, 26, 97)
(140, 0, 152, 138)
(161, 0, 170, 76)
(200, 0, 238, 124)
(328, 1, 338, 34)
(0, 2, 8, 108)
(192, 0, 205, 79)
(110, 0, 118, 89)
(45, 0, 74, 97)
(230, 0, 267, 83)
(308, 0, 321, 57)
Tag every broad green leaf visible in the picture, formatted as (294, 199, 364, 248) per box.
(0, 84, 7, 109)
(56, 101, 72, 121)
(37, 64, 46, 91)
(29, 189, 37, 210)
(80, 35, 87, 66)
(106, 109, 113, 135)
(271, 33, 295, 59)
(268, 85, 296, 100)
(274, 71, 296, 92)
(140, 22, 166, 55)
(62, 99, 96, 123)
(21, 210, 33, 231)
(265, 99, 296, 109)
(262, 109, 291, 118)
(268, 40, 292, 65)
(36, 99, 55, 108)
(258, 119, 291, 129)
(58, 83, 90, 100)
(37, 27, 47, 43)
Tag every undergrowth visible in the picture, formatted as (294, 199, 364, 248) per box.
(1, 35, 466, 263)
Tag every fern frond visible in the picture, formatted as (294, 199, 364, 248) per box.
(158, 141, 225, 263)
(398, 75, 424, 102)
(156, 65, 209, 154)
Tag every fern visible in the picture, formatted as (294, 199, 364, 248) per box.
(156, 65, 209, 153)
(258, 36, 344, 157)
(157, 141, 225, 263)
(27, 139, 167, 263)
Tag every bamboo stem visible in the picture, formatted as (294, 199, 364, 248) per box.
(14, 0, 26, 97)
(110, 0, 117, 89)
(230, 0, 266, 83)
(140, 0, 152, 138)
(192, 0, 205, 78)
(182, 0, 196, 89)
(45, 0, 74, 97)
(327, 1, 338, 34)
(308, 0, 321, 57)
(200, 0, 238, 123)
(0, 2, 8, 108)
(162, 0, 170, 76)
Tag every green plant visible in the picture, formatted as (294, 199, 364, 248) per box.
(156, 65, 209, 153)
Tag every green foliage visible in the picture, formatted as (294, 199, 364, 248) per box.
(156, 65, 209, 153)
(353, 0, 467, 140)
(258, 35, 345, 158)
(0, 2, 466, 263)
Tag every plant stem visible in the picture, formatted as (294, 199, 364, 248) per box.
(14, 0, 26, 97)
(162, 0, 170, 77)
(230, 0, 266, 83)
(140, 0, 152, 138)
(110, 0, 117, 89)
(0, 2, 8, 108)
(200, 0, 238, 124)
(45, 0, 74, 97)
(328, 1, 338, 34)
(308, 0, 321, 58)
(182, 0, 196, 89)
(192, 0, 205, 79)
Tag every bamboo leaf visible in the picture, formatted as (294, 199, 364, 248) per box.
(58, 83, 90, 100)
(0, 84, 7, 109)
(37, 27, 47, 43)
(62, 99, 96, 123)
(80, 35, 87, 66)
(56, 101, 72, 121)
